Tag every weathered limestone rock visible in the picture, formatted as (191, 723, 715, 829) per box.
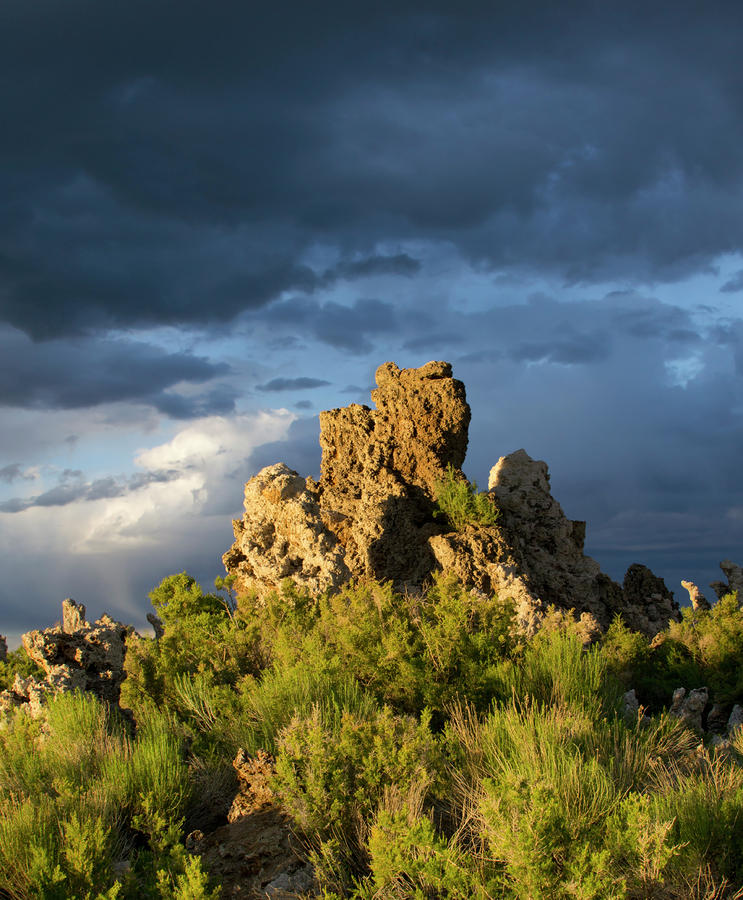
(223, 360, 680, 637)
(0, 599, 133, 715)
(318, 360, 470, 587)
(223, 463, 350, 597)
(707, 703, 728, 734)
(62, 597, 87, 634)
(188, 748, 314, 899)
(710, 559, 743, 602)
(146, 612, 165, 640)
(669, 686, 708, 732)
(682, 580, 711, 611)
(727, 704, 743, 736)
(621, 564, 680, 634)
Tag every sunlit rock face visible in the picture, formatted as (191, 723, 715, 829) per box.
(223, 360, 680, 636)
(0, 598, 133, 716)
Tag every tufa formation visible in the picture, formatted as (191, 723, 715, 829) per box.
(224, 360, 681, 636)
(0, 598, 133, 716)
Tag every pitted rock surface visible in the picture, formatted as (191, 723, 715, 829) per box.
(223, 360, 679, 636)
(0, 598, 133, 714)
(188, 749, 314, 899)
(222, 462, 350, 597)
(621, 564, 679, 634)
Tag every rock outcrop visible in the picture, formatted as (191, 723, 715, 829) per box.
(710, 559, 743, 601)
(224, 360, 680, 636)
(0, 598, 133, 715)
(682, 580, 711, 611)
(187, 749, 314, 899)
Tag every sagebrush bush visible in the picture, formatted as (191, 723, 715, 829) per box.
(273, 702, 445, 886)
(433, 463, 500, 532)
(0, 692, 212, 900)
(8, 566, 743, 897)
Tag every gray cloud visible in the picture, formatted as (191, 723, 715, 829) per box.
(0, 464, 34, 483)
(720, 270, 743, 293)
(261, 298, 398, 354)
(0, 328, 232, 416)
(257, 377, 331, 392)
(0, 468, 180, 514)
(2, 3, 743, 344)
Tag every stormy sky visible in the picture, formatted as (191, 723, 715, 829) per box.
(2, 0, 743, 644)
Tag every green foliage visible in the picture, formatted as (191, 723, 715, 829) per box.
(505, 624, 620, 717)
(131, 794, 219, 900)
(433, 464, 500, 532)
(241, 572, 520, 722)
(120, 572, 264, 736)
(362, 805, 486, 899)
(0, 644, 44, 692)
(0, 691, 197, 900)
(602, 594, 743, 711)
(10, 567, 743, 897)
(273, 702, 445, 885)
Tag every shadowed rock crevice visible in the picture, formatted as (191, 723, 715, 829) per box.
(223, 360, 681, 636)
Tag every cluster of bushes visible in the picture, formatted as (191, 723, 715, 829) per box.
(4, 568, 743, 898)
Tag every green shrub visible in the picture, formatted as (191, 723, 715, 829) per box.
(0, 692, 197, 899)
(601, 594, 743, 712)
(501, 624, 619, 718)
(120, 572, 264, 730)
(433, 464, 500, 532)
(362, 804, 487, 899)
(235, 661, 377, 756)
(448, 696, 729, 899)
(0, 644, 44, 693)
(273, 703, 445, 887)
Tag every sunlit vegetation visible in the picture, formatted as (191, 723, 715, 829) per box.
(433, 463, 500, 531)
(3, 571, 743, 897)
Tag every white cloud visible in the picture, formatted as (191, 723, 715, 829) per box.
(78, 410, 295, 552)
(0, 409, 295, 634)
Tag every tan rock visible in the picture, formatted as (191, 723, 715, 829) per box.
(682, 580, 711, 611)
(4, 599, 135, 715)
(223, 463, 350, 597)
(222, 361, 679, 637)
(670, 686, 708, 732)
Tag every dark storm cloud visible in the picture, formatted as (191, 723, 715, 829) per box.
(0, 468, 180, 514)
(261, 298, 397, 354)
(510, 332, 610, 365)
(720, 270, 743, 293)
(257, 377, 331, 392)
(0, 328, 231, 416)
(330, 255, 421, 281)
(3, 2, 743, 342)
(0, 464, 34, 484)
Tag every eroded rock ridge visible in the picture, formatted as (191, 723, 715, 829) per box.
(224, 360, 681, 637)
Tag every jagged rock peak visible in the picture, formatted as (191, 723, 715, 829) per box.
(223, 360, 680, 637)
(0, 599, 133, 716)
(710, 559, 743, 601)
(319, 359, 470, 507)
